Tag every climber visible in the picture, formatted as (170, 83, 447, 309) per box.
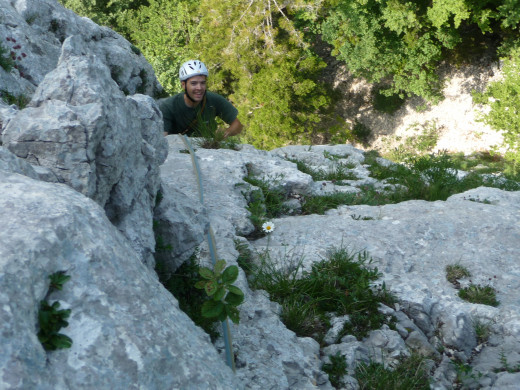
(159, 60, 243, 137)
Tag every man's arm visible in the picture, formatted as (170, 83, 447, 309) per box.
(223, 118, 243, 138)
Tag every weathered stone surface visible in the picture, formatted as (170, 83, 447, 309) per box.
(160, 136, 335, 389)
(3, 33, 167, 266)
(0, 170, 240, 390)
(1, 0, 167, 267)
(161, 139, 520, 388)
(153, 183, 209, 273)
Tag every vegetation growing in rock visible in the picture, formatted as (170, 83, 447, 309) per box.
(38, 271, 73, 351)
(354, 353, 431, 389)
(458, 284, 500, 307)
(195, 259, 244, 324)
(156, 253, 220, 340)
(473, 46, 520, 172)
(58, 0, 520, 156)
(247, 246, 395, 342)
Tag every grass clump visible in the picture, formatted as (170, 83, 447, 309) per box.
(458, 284, 500, 307)
(445, 264, 471, 287)
(249, 246, 395, 342)
(288, 158, 358, 183)
(0, 44, 14, 72)
(354, 354, 431, 390)
(242, 173, 289, 236)
(0, 89, 29, 108)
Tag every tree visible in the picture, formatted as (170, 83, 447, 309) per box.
(119, 0, 197, 93)
(191, 0, 332, 149)
(474, 46, 520, 170)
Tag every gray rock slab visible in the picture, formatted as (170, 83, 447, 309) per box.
(0, 170, 240, 390)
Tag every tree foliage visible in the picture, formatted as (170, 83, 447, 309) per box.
(120, 0, 197, 93)
(189, 0, 332, 149)
(321, 0, 520, 101)
(58, 0, 520, 152)
(474, 46, 520, 169)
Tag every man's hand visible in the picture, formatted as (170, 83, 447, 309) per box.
(222, 118, 244, 138)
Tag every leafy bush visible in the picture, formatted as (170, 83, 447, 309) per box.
(474, 46, 520, 171)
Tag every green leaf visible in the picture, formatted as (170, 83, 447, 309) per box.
(225, 292, 245, 306)
(204, 280, 218, 296)
(51, 334, 73, 349)
(227, 285, 244, 297)
(194, 280, 207, 289)
(225, 305, 240, 324)
(201, 300, 224, 318)
(199, 266, 214, 280)
(213, 286, 226, 301)
(49, 271, 71, 291)
(221, 265, 239, 284)
(214, 259, 227, 275)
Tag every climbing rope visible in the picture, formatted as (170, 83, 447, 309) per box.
(181, 135, 236, 372)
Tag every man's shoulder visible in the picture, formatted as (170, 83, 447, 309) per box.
(206, 91, 228, 101)
(158, 93, 184, 110)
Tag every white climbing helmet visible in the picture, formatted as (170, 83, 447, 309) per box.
(179, 60, 209, 81)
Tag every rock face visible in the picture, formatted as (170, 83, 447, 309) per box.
(159, 140, 520, 389)
(1, 0, 167, 266)
(2, 0, 520, 389)
(0, 169, 239, 390)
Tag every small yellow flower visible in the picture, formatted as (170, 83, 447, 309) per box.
(262, 221, 275, 233)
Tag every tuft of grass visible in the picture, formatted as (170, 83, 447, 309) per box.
(242, 173, 289, 237)
(249, 246, 395, 342)
(445, 264, 471, 286)
(473, 318, 492, 344)
(0, 44, 14, 72)
(288, 158, 358, 182)
(0, 89, 29, 108)
(458, 284, 499, 307)
(354, 354, 431, 390)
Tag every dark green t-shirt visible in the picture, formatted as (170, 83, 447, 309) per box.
(159, 91, 238, 135)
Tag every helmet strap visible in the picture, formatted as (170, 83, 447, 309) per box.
(184, 85, 197, 103)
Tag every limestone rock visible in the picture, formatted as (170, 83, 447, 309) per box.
(0, 170, 240, 390)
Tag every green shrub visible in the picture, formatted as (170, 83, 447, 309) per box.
(474, 46, 520, 171)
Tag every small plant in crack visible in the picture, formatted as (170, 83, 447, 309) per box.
(445, 264, 471, 288)
(458, 284, 499, 307)
(37, 271, 73, 351)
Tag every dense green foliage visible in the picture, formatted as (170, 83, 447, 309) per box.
(59, 0, 520, 151)
(474, 47, 520, 170)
